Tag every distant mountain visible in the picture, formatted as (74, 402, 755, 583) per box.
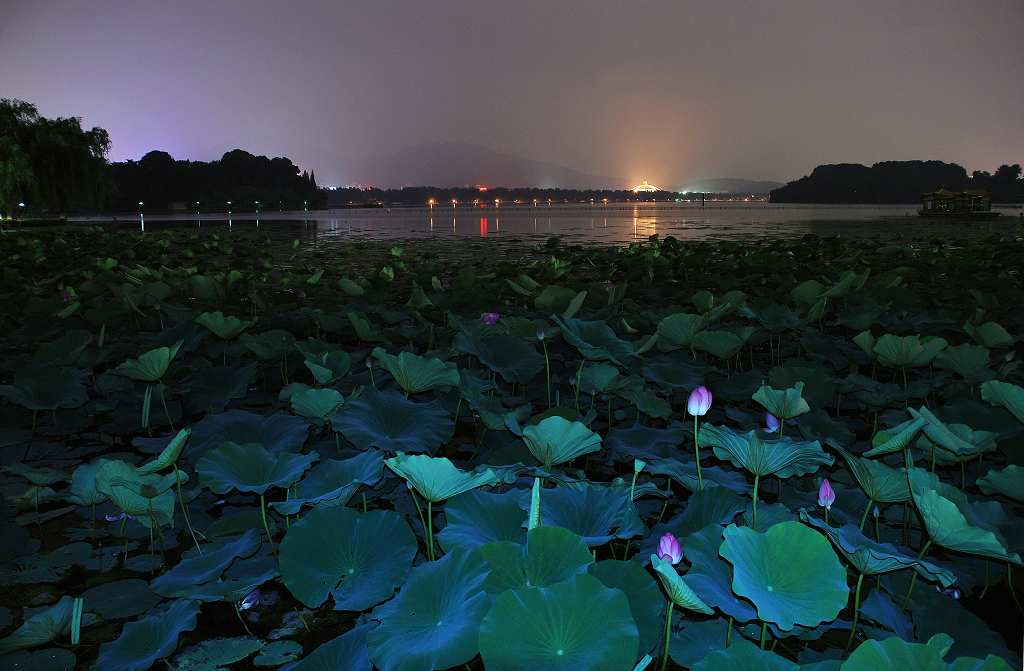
(349, 141, 624, 189)
(681, 177, 783, 194)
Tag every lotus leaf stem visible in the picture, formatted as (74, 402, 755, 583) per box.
(410, 489, 428, 557)
(845, 572, 864, 651)
(858, 498, 873, 531)
(427, 500, 436, 561)
(693, 416, 704, 491)
(759, 621, 768, 649)
(158, 383, 174, 431)
(659, 601, 674, 671)
(725, 617, 732, 646)
(1009, 563, 1022, 612)
(233, 601, 254, 636)
(904, 540, 932, 602)
(259, 494, 274, 549)
(751, 474, 760, 530)
(541, 337, 551, 408)
(174, 465, 202, 554)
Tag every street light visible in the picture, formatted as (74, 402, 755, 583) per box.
(227, 200, 232, 213)
(255, 200, 261, 212)
(303, 200, 308, 212)
(137, 201, 144, 212)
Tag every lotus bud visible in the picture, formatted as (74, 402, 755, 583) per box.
(936, 585, 961, 600)
(817, 478, 836, 510)
(239, 589, 261, 610)
(765, 412, 780, 433)
(536, 329, 546, 341)
(634, 458, 647, 473)
(687, 386, 712, 417)
(104, 512, 129, 523)
(657, 532, 683, 565)
(481, 312, 500, 325)
(872, 505, 880, 519)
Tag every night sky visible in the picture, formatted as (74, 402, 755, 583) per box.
(3, 0, 1022, 188)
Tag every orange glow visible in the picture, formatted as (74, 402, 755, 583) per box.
(427, 198, 436, 207)
(479, 217, 488, 237)
(451, 198, 458, 206)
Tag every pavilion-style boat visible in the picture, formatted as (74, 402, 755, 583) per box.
(918, 189, 1001, 218)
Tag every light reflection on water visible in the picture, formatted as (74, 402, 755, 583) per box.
(77, 202, 1021, 246)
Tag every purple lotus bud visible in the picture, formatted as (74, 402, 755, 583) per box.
(872, 505, 880, 518)
(657, 532, 684, 565)
(60, 287, 72, 303)
(239, 589, 261, 610)
(104, 512, 128, 523)
(818, 478, 836, 510)
(481, 312, 501, 325)
(935, 585, 961, 600)
(765, 412, 780, 432)
(687, 386, 712, 417)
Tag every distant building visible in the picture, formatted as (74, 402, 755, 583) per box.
(632, 179, 660, 193)
(919, 189, 1000, 218)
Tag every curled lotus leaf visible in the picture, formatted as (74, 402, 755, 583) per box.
(833, 445, 910, 503)
(977, 465, 1024, 503)
(196, 442, 318, 496)
(699, 424, 833, 479)
(980, 380, 1024, 425)
(650, 553, 714, 614)
(114, 340, 183, 382)
(195, 311, 253, 339)
(384, 453, 496, 502)
(371, 347, 459, 394)
(752, 381, 811, 420)
(864, 417, 926, 457)
(521, 416, 602, 468)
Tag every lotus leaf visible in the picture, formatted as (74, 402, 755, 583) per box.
(0, 365, 89, 410)
(114, 340, 182, 381)
(589, 559, 665, 654)
(533, 483, 644, 546)
(436, 488, 527, 552)
(964, 321, 1015, 349)
(977, 464, 1024, 502)
(270, 450, 383, 515)
(196, 442, 317, 495)
(80, 579, 161, 620)
(650, 553, 714, 613)
(752, 381, 811, 420)
(839, 633, 958, 671)
(692, 638, 798, 671)
(240, 329, 295, 361)
(95, 459, 177, 527)
(478, 525, 593, 593)
(331, 388, 453, 453)
(0, 596, 75, 655)
(92, 599, 200, 671)
(699, 424, 833, 478)
(136, 426, 190, 474)
(384, 453, 496, 502)
(453, 331, 544, 383)
(371, 347, 459, 394)
(657, 312, 708, 348)
(833, 446, 910, 503)
(872, 334, 948, 368)
(911, 406, 998, 461)
(980, 380, 1024, 424)
(171, 636, 263, 670)
(552, 314, 646, 364)
(189, 409, 310, 455)
(521, 415, 602, 468)
(195, 311, 253, 339)
(150, 529, 262, 598)
(864, 417, 926, 457)
(935, 343, 991, 381)
(679, 523, 758, 623)
(285, 622, 373, 671)
(290, 387, 344, 424)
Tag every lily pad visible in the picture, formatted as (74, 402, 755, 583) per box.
(270, 450, 384, 516)
(114, 340, 182, 382)
(283, 623, 373, 671)
(172, 636, 263, 671)
(589, 560, 664, 654)
(692, 638, 798, 671)
(980, 380, 1024, 424)
(331, 388, 453, 453)
(0, 366, 89, 411)
(437, 488, 527, 552)
(189, 410, 310, 455)
(699, 424, 833, 478)
(197, 443, 317, 495)
(290, 387, 345, 425)
(453, 331, 544, 383)
(752, 381, 811, 420)
(93, 599, 201, 671)
(977, 464, 1024, 503)
(533, 483, 644, 546)
(650, 553, 714, 613)
(81, 579, 161, 619)
(0, 596, 75, 655)
(833, 446, 910, 503)
(196, 311, 253, 339)
(150, 529, 263, 599)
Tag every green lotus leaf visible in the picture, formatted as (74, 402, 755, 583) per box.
(367, 549, 491, 671)
(0, 648, 76, 670)
(371, 347, 459, 394)
(589, 559, 665, 654)
(189, 409, 309, 455)
(136, 427, 191, 474)
(0, 596, 75, 656)
(80, 579, 161, 620)
(290, 387, 345, 424)
(852, 330, 876, 357)
(980, 380, 1024, 424)
(182, 363, 257, 414)
(864, 417, 926, 457)
(3, 462, 65, 486)
(280, 507, 416, 611)
(114, 340, 182, 381)
(285, 622, 373, 671)
(171, 636, 263, 670)
(578, 362, 622, 393)
(477, 526, 593, 593)
(92, 599, 200, 671)
(95, 459, 177, 527)
(833, 446, 910, 503)
(751, 381, 811, 420)
(196, 442, 317, 495)
(331, 388, 453, 453)
(522, 416, 602, 468)
(150, 529, 262, 598)
(964, 320, 1015, 349)
(533, 483, 644, 546)
(270, 450, 383, 515)
(977, 464, 1024, 503)
(699, 424, 833, 478)
(678, 523, 758, 623)
(478, 573, 639, 671)
(692, 637, 798, 671)
(0, 365, 89, 410)
(552, 314, 645, 365)
(935, 343, 991, 381)
(68, 460, 109, 506)
(610, 375, 672, 419)
(668, 619, 731, 669)
(840, 633, 955, 671)
(303, 350, 352, 385)
(453, 331, 544, 383)
(384, 453, 496, 502)
(195, 311, 253, 339)
(872, 334, 947, 368)
(800, 511, 955, 584)
(693, 327, 755, 360)
(908, 468, 1022, 565)
(719, 521, 849, 630)
(437, 488, 527, 552)
(911, 407, 999, 462)
(657, 312, 708, 348)
(650, 553, 714, 613)
(240, 329, 295, 361)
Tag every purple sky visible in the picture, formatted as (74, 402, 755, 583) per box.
(3, 0, 1022, 188)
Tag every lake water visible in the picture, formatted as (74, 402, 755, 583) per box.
(71, 202, 1023, 245)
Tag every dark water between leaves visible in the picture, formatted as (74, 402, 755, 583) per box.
(72, 202, 1024, 245)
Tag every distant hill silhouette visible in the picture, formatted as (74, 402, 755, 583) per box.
(350, 141, 624, 189)
(771, 160, 1023, 204)
(682, 177, 783, 194)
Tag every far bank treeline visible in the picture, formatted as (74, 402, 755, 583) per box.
(770, 160, 1024, 204)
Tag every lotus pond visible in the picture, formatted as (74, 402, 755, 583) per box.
(0, 226, 1022, 670)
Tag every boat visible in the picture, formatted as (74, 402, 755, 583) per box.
(918, 188, 1001, 218)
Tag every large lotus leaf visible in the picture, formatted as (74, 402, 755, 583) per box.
(478, 525, 594, 593)
(693, 327, 754, 360)
(935, 344, 991, 381)
(669, 619, 731, 669)
(911, 406, 997, 460)
(385, 453, 496, 502)
(840, 633, 954, 671)
(478, 573, 639, 671)
(642, 352, 707, 390)
(589, 560, 664, 654)
(609, 375, 671, 419)
(371, 347, 459, 394)
(908, 468, 1022, 564)
(95, 459, 176, 527)
(657, 312, 708, 348)
(980, 380, 1024, 424)
(92, 599, 200, 671)
(137, 427, 191, 474)
(0, 648, 76, 670)
(692, 638, 798, 671)
(189, 410, 310, 455)
(719, 521, 849, 631)
(290, 387, 345, 424)
(437, 488, 527, 552)
(150, 529, 262, 598)
(977, 465, 1024, 502)
(280, 507, 416, 611)
(864, 417, 926, 457)
(114, 340, 182, 381)
(182, 363, 257, 414)
(872, 334, 948, 368)
(552, 314, 645, 364)
(833, 446, 910, 503)
(331, 388, 453, 453)
(453, 332, 544, 383)
(681, 524, 758, 623)
(751, 381, 810, 420)
(195, 311, 253, 339)
(171, 636, 263, 670)
(606, 423, 685, 461)
(964, 321, 1015, 349)
(650, 553, 714, 613)
(0, 365, 89, 411)
(304, 350, 353, 385)
(647, 486, 746, 555)
(645, 457, 751, 495)
(185, 550, 279, 603)
(285, 622, 373, 671)
(799, 511, 955, 585)
(699, 424, 832, 478)
(521, 416, 602, 468)
(0, 596, 75, 655)
(367, 549, 491, 671)
(80, 579, 161, 620)
(270, 450, 384, 515)
(240, 329, 296, 361)
(197, 442, 317, 495)
(532, 483, 644, 546)
(578, 362, 622, 394)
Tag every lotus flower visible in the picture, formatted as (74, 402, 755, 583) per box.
(765, 412, 780, 433)
(935, 585, 961, 600)
(687, 386, 712, 417)
(239, 589, 261, 610)
(872, 505, 880, 519)
(104, 512, 131, 523)
(481, 312, 500, 325)
(60, 286, 72, 303)
(818, 478, 836, 510)
(657, 532, 683, 565)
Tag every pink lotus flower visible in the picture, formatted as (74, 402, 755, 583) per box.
(765, 412, 780, 432)
(60, 286, 72, 303)
(239, 589, 261, 610)
(481, 312, 500, 325)
(657, 532, 683, 565)
(687, 386, 712, 417)
(818, 478, 836, 510)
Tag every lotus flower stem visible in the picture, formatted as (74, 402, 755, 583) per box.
(174, 465, 202, 555)
(541, 338, 552, 408)
(1009, 563, 1023, 612)
(659, 601, 674, 671)
(409, 489, 428, 558)
(751, 474, 760, 530)
(778, 418, 784, 437)
(858, 498, 873, 532)
(845, 572, 865, 651)
(259, 494, 274, 549)
(873, 512, 880, 543)
(158, 384, 175, 431)
(980, 561, 990, 599)
(904, 540, 932, 602)
(575, 360, 584, 410)
(233, 601, 254, 636)
(725, 617, 733, 646)
(427, 500, 436, 561)
(759, 621, 768, 649)
(693, 417, 704, 491)
(960, 461, 966, 490)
